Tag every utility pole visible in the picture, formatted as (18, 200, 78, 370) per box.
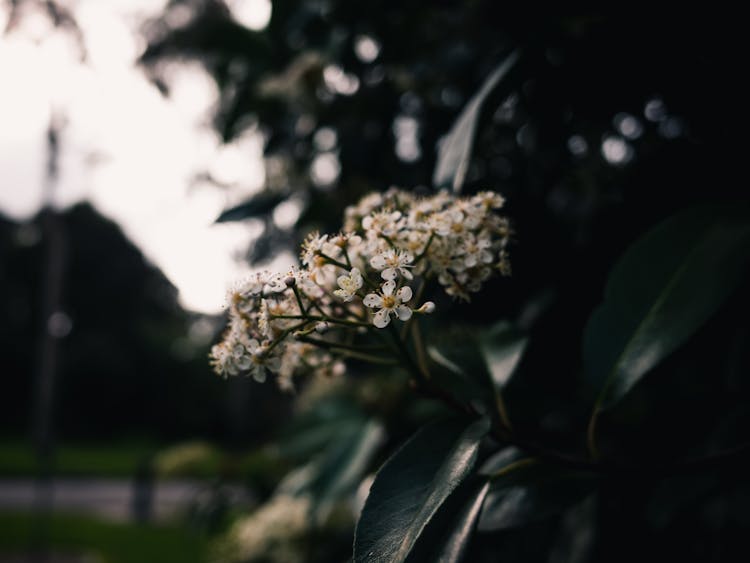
(30, 112, 68, 558)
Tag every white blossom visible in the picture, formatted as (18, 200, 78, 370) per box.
(363, 280, 413, 328)
(244, 338, 281, 383)
(370, 249, 414, 280)
(333, 267, 363, 301)
(211, 187, 512, 386)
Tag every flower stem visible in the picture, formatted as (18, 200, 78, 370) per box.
(586, 406, 602, 460)
(413, 231, 435, 265)
(290, 284, 308, 316)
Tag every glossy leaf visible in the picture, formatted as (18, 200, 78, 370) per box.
(276, 417, 384, 523)
(433, 50, 521, 193)
(215, 191, 288, 223)
(311, 419, 384, 523)
(584, 205, 750, 409)
(432, 481, 491, 563)
(405, 479, 491, 563)
(477, 455, 594, 532)
(354, 417, 490, 563)
(479, 321, 528, 388)
(427, 341, 492, 407)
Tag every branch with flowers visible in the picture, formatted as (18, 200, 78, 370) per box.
(210, 188, 511, 391)
(206, 58, 750, 563)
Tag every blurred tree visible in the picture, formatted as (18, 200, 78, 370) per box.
(0, 203, 289, 444)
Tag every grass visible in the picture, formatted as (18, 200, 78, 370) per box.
(0, 439, 286, 484)
(0, 440, 156, 477)
(0, 511, 209, 563)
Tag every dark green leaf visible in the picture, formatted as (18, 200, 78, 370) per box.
(584, 204, 750, 409)
(311, 419, 384, 523)
(477, 456, 595, 532)
(427, 342, 492, 407)
(478, 321, 528, 389)
(278, 399, 365, 459)
(405, 479, 491, 563)
(354, 417, 490, 563)
(433, 50, 521, 193)
(215, 191, 288, 223)
(276, 418, 384, 523)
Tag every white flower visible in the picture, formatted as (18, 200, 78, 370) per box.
(363, 280, 413, 328)
(370, 249, 414, 280)
(244, 338, 282, 382)
(362, 209, 403, 236)
(333, 267, 363, 301)
(264, 272, 288, 294)
(237, 271, 287, 299)
(300, 231, 328, 268)
(209, 342, 237, 377)
(472, 190, 505, 209)
(457, 233, 494, 268)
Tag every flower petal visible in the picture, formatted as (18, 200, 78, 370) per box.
(381, 267, 397, 280)
(370, 254, 387, 270)
(363, 293, 383, 308)
(251, 366, 267, 383)
(373, 309, 391, 328)
(382, 280, 396, 296)
(395, 305, 413, 321)
(397, 286, 413, 302)
(334, 288, 352, 301)
(400, 267, 414, 280)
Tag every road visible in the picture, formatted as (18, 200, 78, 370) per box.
(0, 478, 251, 522)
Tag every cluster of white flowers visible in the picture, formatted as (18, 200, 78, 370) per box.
(215, 494, 311, 563)
(210, 188, 511, 387)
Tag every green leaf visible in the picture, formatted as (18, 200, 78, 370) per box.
(478, 321, 528, 389)
(477, 454, 594, 532)
(278, 399, 365, 459)
(427, 341, 492, 407)
(405, 479, 491, 563)
(433, 50, 521, 193)
(354, 417, 490, 563)
(276, 418, 384, 524)
(310, 419, 384, 523)
(215, 191, 288, 223)
(584, 204, 750, 409)
(425, 480, 491, 563)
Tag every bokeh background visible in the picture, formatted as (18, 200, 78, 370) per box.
(0, 2, 747, 562)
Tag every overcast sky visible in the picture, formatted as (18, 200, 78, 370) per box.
(0, 0, 292, 314)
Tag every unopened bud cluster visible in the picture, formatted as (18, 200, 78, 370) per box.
(210, 188, 511, 388)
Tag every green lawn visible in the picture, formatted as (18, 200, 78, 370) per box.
(0, 512, 208, 563)
(0, 441, 156, 477)
(0, 439, 285, 483)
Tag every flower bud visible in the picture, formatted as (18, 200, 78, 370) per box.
(315, 321, 329, 334)
(416, 301, 435, 314)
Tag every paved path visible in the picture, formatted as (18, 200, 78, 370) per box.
(0, 479, 251, 522)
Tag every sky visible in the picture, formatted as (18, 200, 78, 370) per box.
(0, 0, 292, 314)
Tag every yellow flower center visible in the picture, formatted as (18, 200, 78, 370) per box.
(382, 295, 396, 308)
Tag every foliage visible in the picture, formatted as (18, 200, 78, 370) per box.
(0, 511, 208, 563)
(202, 174, 749, 561)
(0, 440, 155, 478)
(138, 5, 749, 562)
